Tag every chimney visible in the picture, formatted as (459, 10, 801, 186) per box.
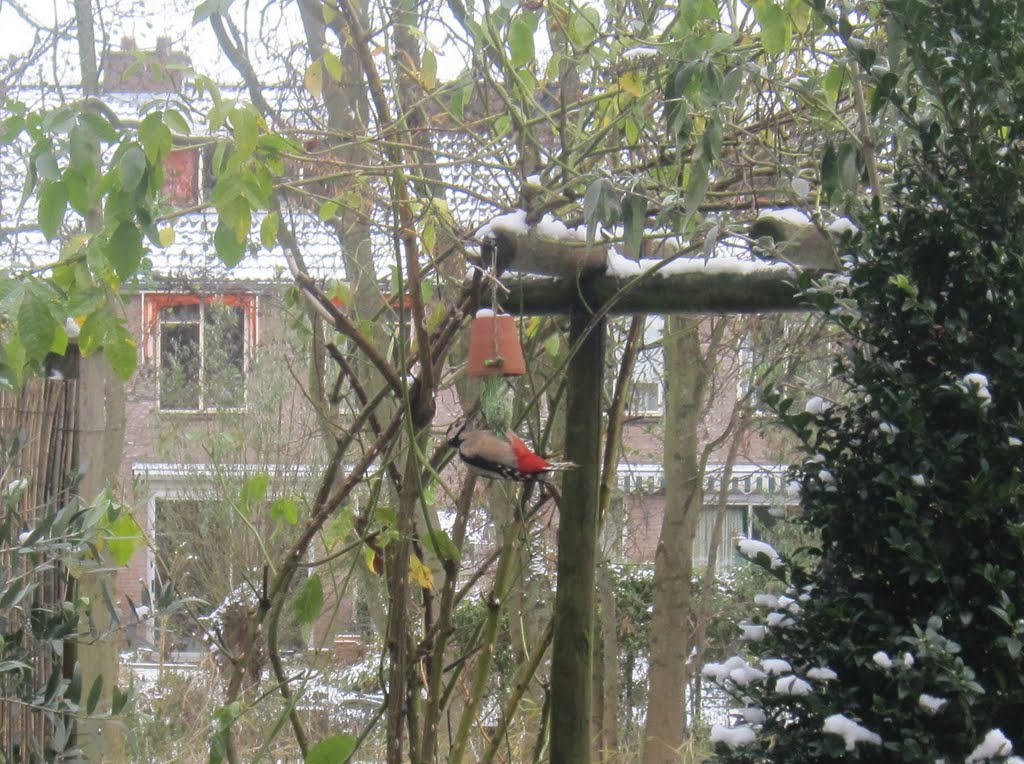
(101, 36, 189, 94)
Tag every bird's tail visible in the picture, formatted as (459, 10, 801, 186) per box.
(544, 461, 577, 471)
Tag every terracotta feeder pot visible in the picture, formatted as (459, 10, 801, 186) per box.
(467, 310, 526, 377)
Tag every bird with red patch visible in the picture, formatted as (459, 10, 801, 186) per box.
(446, 419, 575, 483)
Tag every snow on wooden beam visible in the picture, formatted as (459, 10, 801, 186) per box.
(481, 268, 812, 315)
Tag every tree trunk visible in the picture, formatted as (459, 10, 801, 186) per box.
(641, 317, 710, 764)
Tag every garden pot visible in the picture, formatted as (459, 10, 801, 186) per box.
(467, 312, 526, 377)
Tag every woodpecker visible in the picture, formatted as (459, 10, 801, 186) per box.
(446, 419, 575, 482)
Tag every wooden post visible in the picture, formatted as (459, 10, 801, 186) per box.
(549, 308, 605, 763)
(74, 351, 127, 761)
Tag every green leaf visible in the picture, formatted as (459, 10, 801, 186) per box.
(754, 0, 789, 55)
(192, 0, 232, 24)
(305, 732, 356, 764)
(229, 108, 258, 159)
(305, 60, 324, 100)
(139, 113, 172, 165)
(118, 145, 148, 193)
(112, 683, 131, 715)
(86, 674, 103, 715)
(323, 51, 343, 82)
(104, 325, 138, 381)
(683, 158, 711, 226)
(106, 512, 143, 566)
(270, 497, 300, 525)
(260, 212, 280, 249)
(38, 180, 68, 240)
(214, 219, 247, 267)
(17, 289, 56, 362)
(291, 574, 324, 627)
(428, 529, 460, 564)
(106, 220, 144, 281)
(163, 109, 191, 135)
(622, 193, 647, 259)
(508, 17, 535, 68)
(239, 472, 270, 518)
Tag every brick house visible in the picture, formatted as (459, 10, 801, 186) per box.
(3, 38, 799, 659)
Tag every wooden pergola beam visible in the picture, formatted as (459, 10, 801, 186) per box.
(482, 268, 811, 316)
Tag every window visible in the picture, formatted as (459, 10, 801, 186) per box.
(144, 294, 256, 411)
(629, 379, 663, 417)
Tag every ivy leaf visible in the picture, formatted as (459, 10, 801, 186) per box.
(291, 574, 324, 626)
(305, 733, 357, 764)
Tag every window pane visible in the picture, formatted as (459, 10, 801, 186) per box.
(160, 323, 201, 409)
(161, 303, 200, 322)
(204, 303, 246, 408)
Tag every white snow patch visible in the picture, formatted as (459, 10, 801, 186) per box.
(966, 729, 1013, 763)
(739, 623, 766, 641)
(826, 217, 859, 236)
(774, 675, 812, 696)
(823, 714, 882, 751)
(65, 316, 81, 339)
(911, 474, 927, 487)
(817, 469, 835, 484)
(902, 652, 915, 668)
(1009, 437, 1022, 447)
(622, 46, 660, 59)
(756, 207, 811, 226)
(729, 666, 767, 686)
(731, 706, 766, 725)
(754, 593, 780, 609)
(738, 538, 783, 568)
(806, 667, 838, 682)
(917, 694, 947, 714)
(5, 478, 29, 495)
(760, 658, 792, 675)
(475, 209, 528, 238)
(804, 396, 831, 414)
(872, 651, 893, 669)
(710, 723, 756, 749)
(604, 251, 792, 278)
(534, 213, 587, 242)
(878, 422, 900, 436)
(765, 612, 795, 628)
(475, 308, 495, 318)
(960, 372, 992, 407)
(525, 174, 541, 185)
(703, 656, 749, 683)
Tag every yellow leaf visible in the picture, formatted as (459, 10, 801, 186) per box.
(305, 59, 323, 99)
(323, 51, 343, 81)
(618, 71, 644, 98)
(158, 226, 175, 247)
(408, 554, 434, 590)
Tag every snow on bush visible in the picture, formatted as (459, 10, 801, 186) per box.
(822, 714, 882, 752)
(737, 538, 783, 569)
(965, 729, 1013, 763)
(710, 724, 756, 750)
(774, 675, 811, 696)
